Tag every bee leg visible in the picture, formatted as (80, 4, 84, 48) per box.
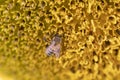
(55, 52, 60, 58)
(54, 48, 60, 58)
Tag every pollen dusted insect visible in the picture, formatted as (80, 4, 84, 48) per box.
(45, 35, 61, 58)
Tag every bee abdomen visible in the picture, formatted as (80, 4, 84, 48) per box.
(46, 46, 54, 56)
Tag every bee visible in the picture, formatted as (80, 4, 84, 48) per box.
(45, 35, 61, 58)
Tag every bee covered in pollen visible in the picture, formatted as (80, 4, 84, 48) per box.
(45, 35, 62, 58)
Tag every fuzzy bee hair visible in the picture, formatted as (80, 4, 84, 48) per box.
(45, 35, 61, 58)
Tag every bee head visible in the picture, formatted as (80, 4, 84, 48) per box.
(52, 34, 61, 45)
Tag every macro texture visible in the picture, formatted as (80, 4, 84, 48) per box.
(0, 0, 120, 80)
